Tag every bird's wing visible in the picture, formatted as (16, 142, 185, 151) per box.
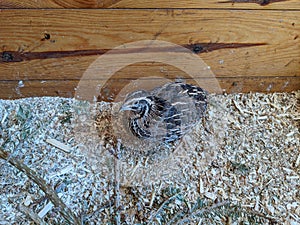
(151, 82, 208, 134)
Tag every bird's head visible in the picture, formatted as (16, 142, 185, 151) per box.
(120, 97, 152, 117)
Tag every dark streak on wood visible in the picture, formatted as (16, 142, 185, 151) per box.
(217, 0, 289, 6)
(284, 59, 294, 67)
(0, 49, 107, 63)
(186, 43, 266, 53)
(0, 42, 266, 63)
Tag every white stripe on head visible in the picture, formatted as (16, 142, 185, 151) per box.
(123, 97, 152, 107)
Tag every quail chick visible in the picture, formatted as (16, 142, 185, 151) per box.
(119, 81, 207, 145)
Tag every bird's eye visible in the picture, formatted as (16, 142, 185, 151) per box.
(138, 99, 148, 105)
(131, 104, 139, 111)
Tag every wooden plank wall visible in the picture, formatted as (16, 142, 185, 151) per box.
(0, 0, 299, 100)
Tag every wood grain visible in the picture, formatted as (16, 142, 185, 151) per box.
(0, 10, 299, 79)
(0, 0, 120, 8)
(1, 77, 298, 100)
(1, 0, 300, 9)
(0, 9, 299, 99)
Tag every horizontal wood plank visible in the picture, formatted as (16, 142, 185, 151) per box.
(1, 0, 300, 9)
(1, 77, 298, 100)
(0, 9, 299, 79)
(0, 9, 299, 99)
(1, 57, 299, 81)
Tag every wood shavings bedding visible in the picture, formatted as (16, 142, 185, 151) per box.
(0, 91, 299, 224)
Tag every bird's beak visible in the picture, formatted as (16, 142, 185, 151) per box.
(119, 105, 133, 112)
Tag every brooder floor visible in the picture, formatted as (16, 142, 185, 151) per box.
(0, 91, 299, 224)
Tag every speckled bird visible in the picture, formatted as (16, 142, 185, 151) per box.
(119, 81, 207, 145)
